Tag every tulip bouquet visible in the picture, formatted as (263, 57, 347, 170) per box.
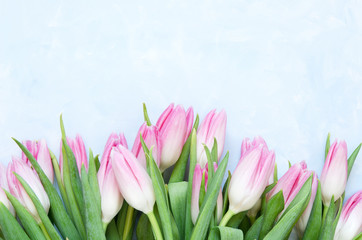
(0, 103, 361, 240)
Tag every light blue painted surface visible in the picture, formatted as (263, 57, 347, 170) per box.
(0, 0, 361, 218)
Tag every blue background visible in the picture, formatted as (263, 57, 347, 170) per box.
(1, 0, 361, 207)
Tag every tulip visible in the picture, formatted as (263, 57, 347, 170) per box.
(220, 137, 275, 226)
(191, 163, 223, 225)
(230, 138, 275, 212)
(132, 123, 161, 169)
(156, 104, 194, 172)
(320, 140, 348, 206)
(111, 145, 155, 214)
(59, 134, 88, 176)
(0, 163, 15, 216)
(98, 133, 128, 224)
(21, 139, 54, 183)
(334, 191, 362, 240)
(296, 172, 319, 236)
(7, 158, 50, 223)
(267, 161, 311, 210)
(191, 164, 208, 224)
(196, 110, 227, 168)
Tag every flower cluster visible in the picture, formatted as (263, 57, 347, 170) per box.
(0, 104, 361, 240)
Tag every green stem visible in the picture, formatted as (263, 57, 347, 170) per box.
(147, 211, 163, 240)
(219, 209, 235, 227)
(39, 222, 51, 240)
(122, 206, 135, 240)
(322, 204, 329, 224)
(143, 103, 152, 126)
(102, 222, 108, 233)
(250, 215, 256, 225)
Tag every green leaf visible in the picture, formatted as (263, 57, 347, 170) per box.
(12, 138, 81, 240)
(259, 191, 284, 239)
(325, 133, 331, 160)
(169, 114, 199, 183)
(136, 214, 154, 240)
(222, 171, 231, 216)
(352, 232, 362, 240)
(87, 149, 101, 213)
(185, 129, 197, 240)
(49, 149, 72, 216)
(204, 145, 214, 181)
(226, 212, 245, 228)
(0, 202, 31, 240)
(105, 219, 120, 240)
(116, 201, 129, 238)
(347, 143, 361, 178)
(211, 138, 218, 163)
(4, 191, 47, 240)
(199, 172, 206, 206)
(146, 148, 174, 240)
(318, 196, 336, 240)
(169, 182, 188, 240)
(190, 152, 229, 240)
(62, 138, 85, 218)
(264, 176, 312, 240)
(143, 103, 152, 126)
(302, 180, 322, 240)
(208, 226, 244, 240)
(14, 173, 62, 240)
(81, 166, 106, 240)
(95, 155, 100, 172)
(61, 145, 86, 239)
(245, 215, 264, 240)
(273, 163, 278, 183)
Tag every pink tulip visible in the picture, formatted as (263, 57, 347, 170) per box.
(59, 134, 88, 177)
(7, 158, 50, 223)
(228, 137, 275, 214)
(267, 161, 311, 210)
(191, 163, 223, 224)
(296, 172, 319, 236)
(320, 140, 348, 206)
(0, 163, 15, 216)
(334, 191, 362, 240)
(97, 133, 127, 224)
(21, 139, 54, 183)
(132, 123, 161, 169)
(111, 145, 155, 214)
(196, 110, 227, 168)
(156, 104, 194, 172)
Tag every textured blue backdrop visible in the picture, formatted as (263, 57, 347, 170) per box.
(0, 0, 361, 212)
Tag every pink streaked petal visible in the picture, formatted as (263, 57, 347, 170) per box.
(197, 109, 216, 143)
(185, 107, 194, 142)
(156, 103, 175, 133)
(191, 164, 202, 224)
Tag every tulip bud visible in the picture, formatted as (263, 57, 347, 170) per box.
(7, 158, 50, 223)
(296, 172, 318, 236)
(111, 145, 155, 214)
(59, 134, 88, 176)
(156, 104, 194, 172)
(132, 123, 161, 169)
(191, 164, 207, 224)
(97, 133, 127, 224)
(196, 110, 227, 168)
(334, 191, 362, 240)
(228, 137, 275, 214)
(0, 163, 15, 216)
(22, 139, 54, 183)
(191, 163, 223, 224)
(267, 161, 311, 210)
(320, 140, 347, 206)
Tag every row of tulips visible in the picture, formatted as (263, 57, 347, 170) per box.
(0, 103, 361, 240)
